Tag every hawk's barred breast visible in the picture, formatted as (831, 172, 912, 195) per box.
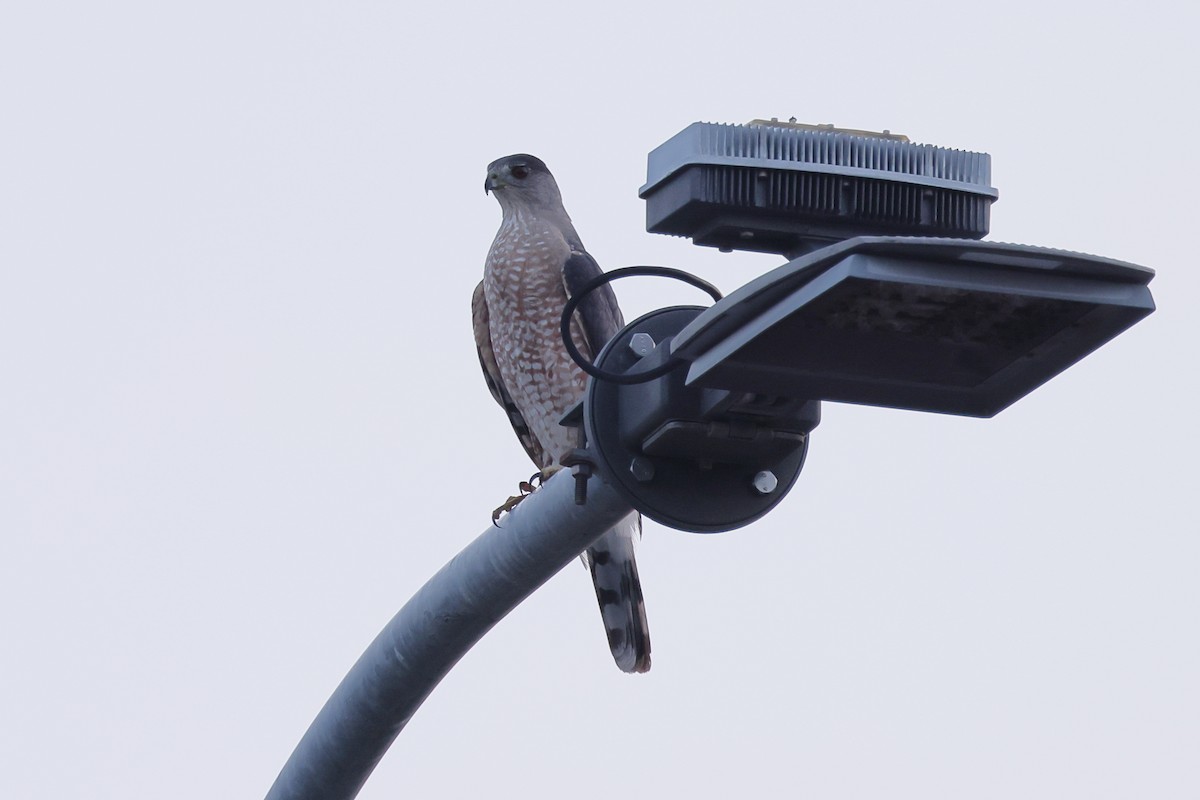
(484, 210, 589, 469)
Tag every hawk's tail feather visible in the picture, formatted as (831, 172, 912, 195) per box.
(587, 513, 651, 673)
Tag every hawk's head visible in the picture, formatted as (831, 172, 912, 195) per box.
(485, 154, 563, 211)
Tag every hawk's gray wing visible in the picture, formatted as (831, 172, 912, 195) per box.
(560, 250, 652, 672)
(471, 280, 545, 467)
(561, 249, 625, 359)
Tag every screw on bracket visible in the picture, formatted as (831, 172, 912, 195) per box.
(628, 332, 656, 358)
(752, 470, 778, 495)
(629, 456, 655, 483)
(560, 449, 596, 505)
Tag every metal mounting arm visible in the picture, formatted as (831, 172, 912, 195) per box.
(264, 468, 632, 800)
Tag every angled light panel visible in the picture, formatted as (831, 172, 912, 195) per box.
(670, 237, 1155, 417)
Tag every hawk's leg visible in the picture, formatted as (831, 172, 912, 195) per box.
(530, 464, 563, 486)
(491, 466, 564, 524)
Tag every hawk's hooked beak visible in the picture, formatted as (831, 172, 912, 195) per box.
(485, 172, 504, 195)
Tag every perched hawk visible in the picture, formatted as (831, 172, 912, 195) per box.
(473, 154, 651, 673)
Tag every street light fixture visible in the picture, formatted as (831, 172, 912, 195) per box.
(575, 120, 1155, 532)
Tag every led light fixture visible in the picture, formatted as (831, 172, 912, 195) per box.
(571, 120, 1155, 532)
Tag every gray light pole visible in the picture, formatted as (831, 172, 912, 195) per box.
(264, 469, 631, 800)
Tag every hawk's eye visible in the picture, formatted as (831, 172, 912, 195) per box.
(510, 165, 530, 180)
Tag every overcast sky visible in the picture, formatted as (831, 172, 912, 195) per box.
(2, 2, 1197, 798)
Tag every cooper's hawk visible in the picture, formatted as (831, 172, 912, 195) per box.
(473, 154, 651, 673)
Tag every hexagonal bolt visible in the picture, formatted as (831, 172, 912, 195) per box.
(629, 456, 656, 483)
(752, 470, 778, 495)
(628, 332, 656, 359)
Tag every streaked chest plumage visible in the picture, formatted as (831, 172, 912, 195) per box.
(483, 210, 588, 466)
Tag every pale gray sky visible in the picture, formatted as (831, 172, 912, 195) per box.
(2, 2, 1197, 798)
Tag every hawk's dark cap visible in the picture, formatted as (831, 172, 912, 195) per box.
(488, 154, 550, 174)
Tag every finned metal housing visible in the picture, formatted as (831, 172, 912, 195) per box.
(639, 121, 998, 256)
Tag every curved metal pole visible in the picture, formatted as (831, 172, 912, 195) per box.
(265, 467, 632, 800)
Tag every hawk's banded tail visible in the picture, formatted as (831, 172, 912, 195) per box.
(586, 513, 651, 673)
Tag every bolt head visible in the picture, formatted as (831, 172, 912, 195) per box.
(628, 332, 656, 358)
(752, 470, 778, 495)
(629, 456, 656, 483)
